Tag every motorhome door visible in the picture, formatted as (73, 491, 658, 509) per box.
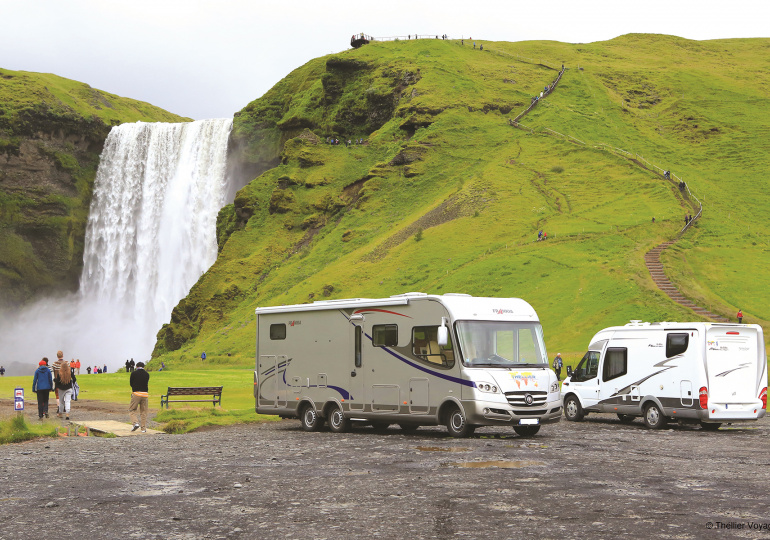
(349, 322, 365, 411)
(571, 350, 602, 408)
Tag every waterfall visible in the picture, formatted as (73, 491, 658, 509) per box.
(0, 119, 234, 371)
(81, 119, 232, 330)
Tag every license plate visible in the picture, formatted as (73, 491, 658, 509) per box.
(519, 418, 539, 425)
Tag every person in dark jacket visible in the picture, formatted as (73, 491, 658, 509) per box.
(32, 358, 54, 419)
(129, 362, 150, 432)
(54, 360, 75, 419)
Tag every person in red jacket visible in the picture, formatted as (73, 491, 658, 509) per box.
(737, 309, 743, 323)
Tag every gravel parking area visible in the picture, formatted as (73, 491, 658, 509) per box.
(2, 408, 769, 539)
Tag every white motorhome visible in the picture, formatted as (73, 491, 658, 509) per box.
(561, 321, 768, 429)
(254, 293, 561, 437)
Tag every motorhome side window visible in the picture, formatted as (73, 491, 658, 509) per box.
(666, 333, 689, 357)
(372, 324, 398, 347)
(270, 324, 286, 340)
(602, 348, 627, 382)
(412, 326, 455, 368)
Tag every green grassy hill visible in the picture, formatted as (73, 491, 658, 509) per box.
(151, 34, 770, 368)
(0, 68, 189, 306)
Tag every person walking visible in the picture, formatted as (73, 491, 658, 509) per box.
(32, 358, 54, 419)
(129, 362, 150, 433)
(737, 309, 743, 323)
(0, 365, 5, 377)
(54, 360, 75, 420)
(553, 353, 563, 382)
(52, 350, 64, 409)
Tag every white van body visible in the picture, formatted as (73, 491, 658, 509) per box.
(561, 321, 768, 429)
(254, 293, 561, 437)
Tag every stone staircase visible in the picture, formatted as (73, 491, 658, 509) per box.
(645, 240, 729, 322)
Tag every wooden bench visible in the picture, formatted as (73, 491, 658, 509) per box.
(160, 386, 223, 409)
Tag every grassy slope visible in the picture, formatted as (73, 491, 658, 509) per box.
(153, 35, 770, 370)
(0, 67, 189, 126)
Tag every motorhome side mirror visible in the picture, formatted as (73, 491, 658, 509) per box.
(566, 366, 573, 377)
(437, 325, 448, 347)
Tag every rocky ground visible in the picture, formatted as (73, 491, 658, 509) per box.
(1, 401, 769, 539)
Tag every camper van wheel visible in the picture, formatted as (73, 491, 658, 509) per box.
(563, 395, 584, 421)
(700, 422, 721, 431)
(328, 404, 350, 433)
(513, 425, 541, 437)
(617, 414, 635, 423)
(445, 406, 475, 438)
(643, 403, 667, 429)
(300, 404, 324, 432)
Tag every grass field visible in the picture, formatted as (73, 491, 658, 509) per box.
(0, 368, 278, 436)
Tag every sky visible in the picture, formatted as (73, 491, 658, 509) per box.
(1, 0, 768, 120)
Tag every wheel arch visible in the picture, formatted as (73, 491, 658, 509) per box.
(438, 397, 465, 425)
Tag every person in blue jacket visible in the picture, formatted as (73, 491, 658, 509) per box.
(32, 358, 54, 419)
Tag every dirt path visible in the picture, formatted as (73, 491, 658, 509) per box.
(2, 413, 768, 539)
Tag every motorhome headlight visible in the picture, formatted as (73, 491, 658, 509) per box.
(477, 383, 499, 393)
(550, 381, 559, 393)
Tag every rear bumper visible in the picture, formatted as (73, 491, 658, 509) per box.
(699, 402, 767, 422)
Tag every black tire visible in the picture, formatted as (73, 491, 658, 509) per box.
(399, 423, 420, 434)
(328, 404, 350, 433)
(563, 395, 584, 422)
(300, 404, 323, 432)
(617, 414, 635, 423)
(643, 403, 667, 429)
(513, 425, 541, 437)
(700, 422, 722, 431)
(445, 406, 475, 438)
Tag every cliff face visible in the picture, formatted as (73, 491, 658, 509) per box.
(0, 68, 188, 308)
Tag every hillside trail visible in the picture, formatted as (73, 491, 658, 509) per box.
(506, 63, 729, 323)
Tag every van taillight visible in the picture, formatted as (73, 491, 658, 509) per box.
(760, 388, 767, 409)
(699, 387, 708, 409)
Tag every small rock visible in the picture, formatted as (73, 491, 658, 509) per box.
(234, 483, 243, 488)
(45, 502, 58, 508)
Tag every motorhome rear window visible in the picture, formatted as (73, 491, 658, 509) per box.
(372, 324, 398, 347)
(270, 324, 286, 340)
(666, 333, 689, 357)
(603, 348, 627, 381)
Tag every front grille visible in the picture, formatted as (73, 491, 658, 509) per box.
(505, 390, 547, 407)
(513, 409, 547, 416)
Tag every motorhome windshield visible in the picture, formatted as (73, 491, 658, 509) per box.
(455, 321, 548, 367)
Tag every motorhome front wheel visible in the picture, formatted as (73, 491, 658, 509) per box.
(563, 395, 584, 421)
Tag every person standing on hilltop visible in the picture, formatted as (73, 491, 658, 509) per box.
(129, 362, 150, 433)
(737, 309, 743, 323)
(32, 358, 53, 419)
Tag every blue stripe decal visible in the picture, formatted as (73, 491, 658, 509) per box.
(340, 308, 475, 388)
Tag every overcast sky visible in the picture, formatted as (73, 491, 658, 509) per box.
(1, 0, 767, 120)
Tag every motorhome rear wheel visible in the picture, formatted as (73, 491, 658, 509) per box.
(300, 404, 323, 432)
(643, 403, 667, 429)
(328, 404, 350, 433)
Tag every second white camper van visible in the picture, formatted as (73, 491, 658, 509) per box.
(255, 293, 561, 437)
(561, 321, 768, 429)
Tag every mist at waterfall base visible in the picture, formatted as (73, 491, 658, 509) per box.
(0, 119, 235, 376)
